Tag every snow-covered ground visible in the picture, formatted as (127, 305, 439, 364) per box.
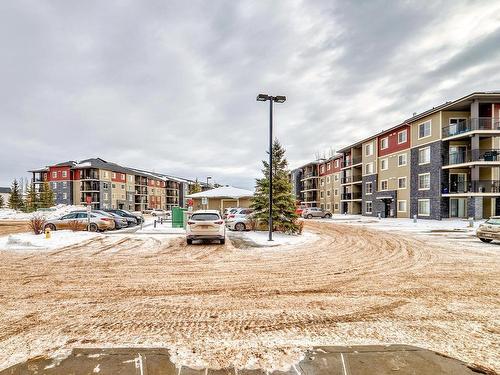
(0, 230, 100, 251)
(135, 218, 185, 235)
(228, 230, 318, 247)
(0, 204, 86, 221)
(316, 214, 484, 234)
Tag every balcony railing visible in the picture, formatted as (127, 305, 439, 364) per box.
(80, 182, 100, 191)
(341, 192, 362, 200)
(442, 118, 500, 138)
(444, 149, 500, 165)
(442, 180, 500, 194)
(343, 156, 362, 168)
(341, 175, 362, 184)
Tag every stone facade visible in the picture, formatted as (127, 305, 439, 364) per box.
(410, 140, 443, 220)
(362, 174, 377, 217)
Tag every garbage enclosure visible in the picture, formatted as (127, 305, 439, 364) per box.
(172, 207, 187, 228)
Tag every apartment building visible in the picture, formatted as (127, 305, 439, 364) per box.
(318, 155, 342, 213)
(292, 91, 500, 220)
(29, 158, 192, 211)
(291, 161, 320, 207)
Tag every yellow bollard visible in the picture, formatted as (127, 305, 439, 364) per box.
(45, 228, 51, 239)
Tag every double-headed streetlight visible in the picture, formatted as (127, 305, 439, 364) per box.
(256, 93, 286, 241)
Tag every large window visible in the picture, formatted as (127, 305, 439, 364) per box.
(365, 182, 373, 194)
(380, 180, 388, 191)
(418, 199, 430, 216)
(418, 173, 430, 190)
(418, 120, 432, 139)
(380, 158, 388, 170)
(365, 201, 373, 214)
(418, 146, 431, 164)
(398, 153, 407, 167)
(365, 143, 373, 156)
(398, 177, 407, 189)
(380, 137, 388, 149)
(398, 200, 407, 212)
(365, 162, 374, 175)
(398, 130, 407, 144)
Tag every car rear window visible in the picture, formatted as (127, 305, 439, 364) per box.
(191, 213, 220, 221)
(486, 218, 500, 225)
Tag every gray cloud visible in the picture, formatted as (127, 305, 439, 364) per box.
(1, 0, 500, 190)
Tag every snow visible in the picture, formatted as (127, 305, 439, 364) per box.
(316, 214, 484, 234)
(187, 186, 254, 199)
(229, 230, 318, 247)
(135, 218, 185, 235)
(74, 161, 91, 168)
(0, 204, 87, 221)
(0, 230, 100, 251)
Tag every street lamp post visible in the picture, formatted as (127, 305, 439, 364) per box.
(256, 94, 286, 241)
(206, 176, 212, 188)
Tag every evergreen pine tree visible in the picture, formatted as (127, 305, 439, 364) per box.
(251, 139, 299, 234)
(8, 179, 24, 210)
(25, 183, 38, 212)
(40, 181, 55, 208)
(0, 194, 4, 208)
(189, 179, 202, 194)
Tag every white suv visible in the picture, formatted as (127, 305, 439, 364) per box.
(186, 210, 226, 245)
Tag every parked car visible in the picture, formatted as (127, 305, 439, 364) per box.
(130, 211, 145, 224)
(44, 211, 115, 232)
(92, 210, 128, 229)
(302, 207, 332, 219)
(476, 216, 500, 243)
(151, 209, 171, 218)
(186, 210, 226, 244)
(103, 209, 138, 227)
(223, 207, 238, 219)
(226, 208, 254, 231)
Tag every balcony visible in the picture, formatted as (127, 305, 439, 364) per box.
(301, 172, 318, 180)
(442, 118, 500, 138)
(343, 156, 362, 168)
(135, 187, 148, 195)
(80, 181, 100, 192)
(80, 172, 99, 180)
(444, 149, 500, 166)
(341, 175, 362, 184)
(442, 180, 500, 194)
(341, 192, 362, 200)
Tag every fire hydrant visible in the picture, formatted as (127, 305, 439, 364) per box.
(45, 227, 51, 239)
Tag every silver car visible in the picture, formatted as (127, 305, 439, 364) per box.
(226, 208, 254, 231)
(302, 207, 332, 219)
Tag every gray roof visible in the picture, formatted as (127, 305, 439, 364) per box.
(0, 187, 11, 194)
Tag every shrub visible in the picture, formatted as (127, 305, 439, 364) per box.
(67, 220, 86, 231)
(29, 215, 46, 235)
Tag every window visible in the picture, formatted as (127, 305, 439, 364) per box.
(381, 180, 388, 191)
(121, 174, 125, 180)
(62, 193, 67, 199)
(398, 153, 407, 166)
(112, 172, 116, 179)
(320, 178, 325, 187)
(121, 184, 125, 189)
(334, 189, 339, 196)
(397, 200, 407, 212)
(327, 163, 331, 171)
(326, 176, 331, 184)
(418, 120, 432, 139)
(320, 191, 324, 198)
(365, 201, 373, 214)
(129, 175, 133, 182)
(365, 143, 373, 156)
(327, 190, 331, 197)
(418, 199, 430, 216)
(335, 160, 339, 168)
(62, 181, 67, 188)
(334, 203, 339, 210)
(104, 171, 108, 178)
(365, 162, 373, 175)
(104, 192, 108, 200)
(326, 204, 331, 210)
(398, 177, 407, 189)
(129, 195, 133, 202)
(398, 130, 407, 144)
(418, 147, 431, 164)
(112, 184, 116, 188)
(52, 182, 57, 189)
(320, 204, 325, 210)
(334, 174, 339, 181)
(320, 165, 325, 174)
(103, 182, 108, 189)
(365, 182, 373, 194)
(418, 173, 430, 190)
(380, 137, 388, 149)
(380, 158, 388, 170)
(52, 171, 57, 178)
(62, 170, 67, 178)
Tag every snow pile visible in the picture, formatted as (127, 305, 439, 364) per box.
(0, 230, 99, 251)
(0, 204, 86, 221)
(229, 230, 318, 247)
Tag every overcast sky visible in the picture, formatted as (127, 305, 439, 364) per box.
(1, 1, 500, 189)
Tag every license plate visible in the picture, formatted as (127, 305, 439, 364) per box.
(199, 225, 210, 229)
(483, 233, 493, 238)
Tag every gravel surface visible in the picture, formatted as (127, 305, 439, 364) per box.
(0, 221, 498, 372)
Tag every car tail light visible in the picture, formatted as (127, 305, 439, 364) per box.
(187, 221, 195, 225)
(101, 218, 112, 222)
(228, 215, 235, 219)
(215, 220, 224, 225)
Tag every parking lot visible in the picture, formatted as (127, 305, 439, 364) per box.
(0, 220, 498, 373)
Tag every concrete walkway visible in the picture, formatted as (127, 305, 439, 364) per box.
(1, 345, 493, 374)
